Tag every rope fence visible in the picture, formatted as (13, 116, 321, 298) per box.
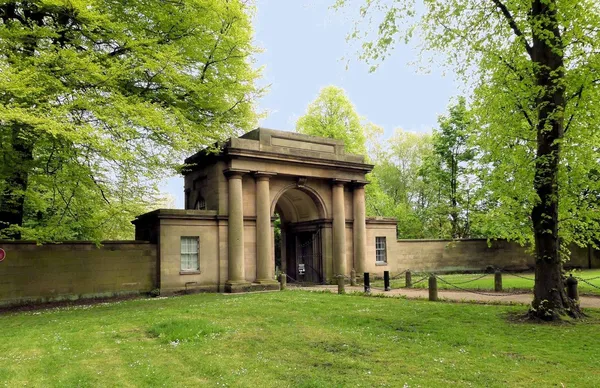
(502, 271, 535, 281)
(440, 273, 489, 285)
(433, 274, 527, 297)
(576, 277, 600, 290)
(280, 264, 600, 301)
(282, 267, 600, 301)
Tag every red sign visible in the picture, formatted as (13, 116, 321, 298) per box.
(0, 248, 5, 262)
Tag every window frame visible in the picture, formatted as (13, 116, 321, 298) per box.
(375, 236, 387, 265)
(194, 196, 206, 210)
(180, 236, 200, 274)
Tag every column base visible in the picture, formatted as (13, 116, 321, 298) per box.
(255, 279, 280, 285)
(224, 281, 251, 293)
(224, 281, 280, 293)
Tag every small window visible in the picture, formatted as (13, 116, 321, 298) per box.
(180, 236, 200, 272)
(376, 237, 387, 264)
(194, 196, 206, 210)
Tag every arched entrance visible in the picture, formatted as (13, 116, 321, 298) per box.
(273, 186, 327, 284)
(171, 127, 373, 293)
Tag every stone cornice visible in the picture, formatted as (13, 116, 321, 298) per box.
(366, 218, 398, 226)
(223, 168, 249, 178)
(225, 148, 374, 173)
(351, 180, 370, 188)
(253, 171, 277, 180)
(331, 178, 351, 186)
(132, 209, 265, 223)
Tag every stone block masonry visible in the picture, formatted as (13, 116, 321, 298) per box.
(0, 241, 157, 307)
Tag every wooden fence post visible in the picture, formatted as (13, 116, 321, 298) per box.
(429, 275, 438, 301)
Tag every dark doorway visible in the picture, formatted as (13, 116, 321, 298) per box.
(285, 228, 323, 284)
(274, 187, 326, 284)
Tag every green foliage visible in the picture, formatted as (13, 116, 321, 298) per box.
(296, 85, 389, 216)
(337, 0, 600, 248)
(338, 0, 600, 317)
(0, 0, 262, 241)
(368, 98, 481, 239)
(426, 96, 477, 238)
(296, 85, 366, 155)
(369, 128, 438, 238)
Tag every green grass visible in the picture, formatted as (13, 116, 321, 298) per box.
(372, 269, 600, 295)
(1, 292, 600, 387)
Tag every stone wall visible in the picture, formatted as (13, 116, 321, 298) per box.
(2, 225, 598, 307)
(364, 220, 600, 275)
(393, 239, 533, 273)
(0, 241, 157, 307)
(392, 239, 600, 273)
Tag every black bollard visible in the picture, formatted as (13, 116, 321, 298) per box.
(494, 270, 502, 292)
(405, 270, 412, 288)
(428, 275, 438, 301)
(566, 274, 579, 301)
(384, 271, 390, 291)
(364, 272, 371, 293)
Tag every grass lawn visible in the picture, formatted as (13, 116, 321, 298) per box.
(372, 269, 600, 296)
(1, 292, 600, 387)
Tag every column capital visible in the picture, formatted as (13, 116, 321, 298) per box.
(224, 168, 249, 179)
(351, 180, 369, 188)
(331, 178, 351, 187)
(253, 171, 277, 181)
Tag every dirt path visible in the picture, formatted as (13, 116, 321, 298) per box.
(297, 285, 600, 308)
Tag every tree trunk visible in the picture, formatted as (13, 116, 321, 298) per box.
(450, 156, 459, 238)
(0, 125, 34, 239)
(528, 0, 583, 320)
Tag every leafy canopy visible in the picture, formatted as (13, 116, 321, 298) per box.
(0, 0, 262, 240)
(336, 0, 600, 248)
(296, 86, 367, 155)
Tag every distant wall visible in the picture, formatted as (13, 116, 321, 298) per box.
(365, 220, 600, 274)
(0, 241, 157, 307)
(393, 239, 600, 273)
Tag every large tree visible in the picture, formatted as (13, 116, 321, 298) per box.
(0, 0, 261, 241)
(296, 85, 367, 155)
(337, 0, 600, 320)
(296, 85, 390, 216)
(370, 129, 439, 238)
(429, 97, 475, 238)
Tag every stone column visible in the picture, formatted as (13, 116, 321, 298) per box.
(254, 172, 278, 284)
(332, 180, 347, 278)
(353, 182, 367, 275)
(225, 169, 248, 291)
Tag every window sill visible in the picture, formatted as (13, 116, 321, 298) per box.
(375, 262, 388, 266)
(180, 270, 201, 275)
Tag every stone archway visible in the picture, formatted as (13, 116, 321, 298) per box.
(145, 127, 376, 293)
(273, 186, 327, 283)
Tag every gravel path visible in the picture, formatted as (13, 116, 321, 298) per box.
(297, 285, 600, 308)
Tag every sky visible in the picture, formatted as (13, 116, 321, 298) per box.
(162, 0, 459, 208)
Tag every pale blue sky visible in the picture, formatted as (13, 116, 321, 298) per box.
(162, 0, 458, 208)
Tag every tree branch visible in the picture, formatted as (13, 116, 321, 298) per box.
(565, 84, 584, 134)
(490, 0, 532, 57)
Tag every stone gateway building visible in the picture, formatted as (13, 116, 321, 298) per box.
(1, 129, 598, 305)
(133, 128, 399, 293)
